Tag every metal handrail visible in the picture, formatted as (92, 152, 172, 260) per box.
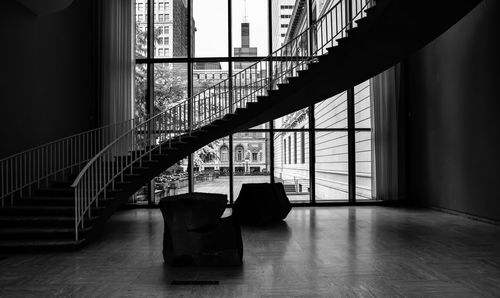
(0, 117, 150, 208)
(70, 0, 375, 240)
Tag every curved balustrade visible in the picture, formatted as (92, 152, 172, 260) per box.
(0, 119, 143, 208)
(0, 0, 372, 241)
(71, 0, 374, 240)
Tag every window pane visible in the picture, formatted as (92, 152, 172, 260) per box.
(248, 123, 269, 130)
(232, 61, 269, 112)
(129, 184, 150, 205)
(154, 159, 189, 204)
(194, 138, 230, 199)
(135, 64, 148, 120)
(232, 0, 269, 57)
(233, 132, 271, 199)
(355, 80, 371, 128)
(315, 91, 348, 129)
(193, 0, 228, 57)
(154, 63, 188, 114)
(135, 0, 148, 58)
(154, 0, 189, 58)
(356, 131, 373, 200)
(271, 0, 302, 52)
(315, 131, 348, 201)
(193, 62, 229, 95)
(274, 131, 310, 203)
(274, 108, 309, 129)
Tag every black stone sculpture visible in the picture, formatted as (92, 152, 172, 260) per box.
(159, 192, 243, 266)
(233, 183, 292, 226)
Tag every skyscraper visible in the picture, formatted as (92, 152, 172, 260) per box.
(233, 22, 258, 69)
(135, 0, 194, 58)
(271, 0, 296, 50)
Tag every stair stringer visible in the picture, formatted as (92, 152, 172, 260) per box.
(235, 0, 484, 131)
(102, 0, 484, 205)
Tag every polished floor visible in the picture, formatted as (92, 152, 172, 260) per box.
(1, 206, 500, 297)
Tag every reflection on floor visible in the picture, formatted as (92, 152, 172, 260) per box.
(1, 207, 500, 297)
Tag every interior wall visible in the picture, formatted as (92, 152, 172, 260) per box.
(0, 0, 98, 158)
(406, 0, 500, 220)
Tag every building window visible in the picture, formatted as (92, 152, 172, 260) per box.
(235, 145, 244, 162)
(281, 24, 288, 28)
(220, 146, 229, 162)
(166, 13, 170, 21)
(283, 139, 287, 165)
(165, 37, 170, 45)
(294, 132, 297, 164)
(159, 14, 164, 22)
(301, 130, 305, 164)
(252, 152, 258, 162)
(281, 15, 291, 19)
(288, 136, 291, 164)
(281, 34, 286, 37)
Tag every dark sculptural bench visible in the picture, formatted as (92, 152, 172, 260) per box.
(159, 192, 243, 266)
(233, 183, 292, 226)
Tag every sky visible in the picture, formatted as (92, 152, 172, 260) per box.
(193, 0, 270, 60)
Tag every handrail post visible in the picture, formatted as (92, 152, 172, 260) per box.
(74, 187, 78, 241)
(307, 0, 315, 59)
(346, 0, 353, 30)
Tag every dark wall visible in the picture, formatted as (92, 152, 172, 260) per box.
(406, 0, 500, 220)
(0, 0, 98, 159)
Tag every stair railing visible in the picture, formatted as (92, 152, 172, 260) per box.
(71, 0, 375, 240)
(0, 118, 145, 208)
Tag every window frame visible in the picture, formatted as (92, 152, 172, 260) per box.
(134, 0, 375, 206)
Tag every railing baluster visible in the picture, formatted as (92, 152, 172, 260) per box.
(2, 0, 374, 243)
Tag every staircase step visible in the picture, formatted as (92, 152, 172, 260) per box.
(234, 108, 249, 116)
(336, 36, 351, 46)
(245, 102, 261, 109)
(34, 187, 122, 198)
(16, 196, 114, 207)
(212, 119, 231, 126)
(34, 187, 74, 196)
(0, 239, 86, 252)
(0, 205, 104, 216)
(268, 89, 281, 97)
(51, 180, 73, 188)
(0, 227, 92, 240)
(364, 5, 377, 15)
(0, 215, 97, 228)
(355, 17, 370, 27)
(256, 95, 270, 102)
(346, 26, 360, 36)
(277, 83, 290, 90)
(286, 76, 300, 84)
(297, 69, 309, 77)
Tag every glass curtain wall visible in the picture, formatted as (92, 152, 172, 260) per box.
(133, 0, 375, 205)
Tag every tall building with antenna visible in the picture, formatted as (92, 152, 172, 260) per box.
(233, 0, 258, 69)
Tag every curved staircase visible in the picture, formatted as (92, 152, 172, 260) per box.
(0, 0, 482, 251)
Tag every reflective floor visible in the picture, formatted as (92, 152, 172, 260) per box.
(1, 207, 500, 297)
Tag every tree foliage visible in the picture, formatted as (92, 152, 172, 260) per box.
(134, 23, 221, 168)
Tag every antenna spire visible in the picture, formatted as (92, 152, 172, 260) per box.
(243, 0, 248, 22)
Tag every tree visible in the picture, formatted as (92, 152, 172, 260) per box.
(134, 23, 221, 168)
